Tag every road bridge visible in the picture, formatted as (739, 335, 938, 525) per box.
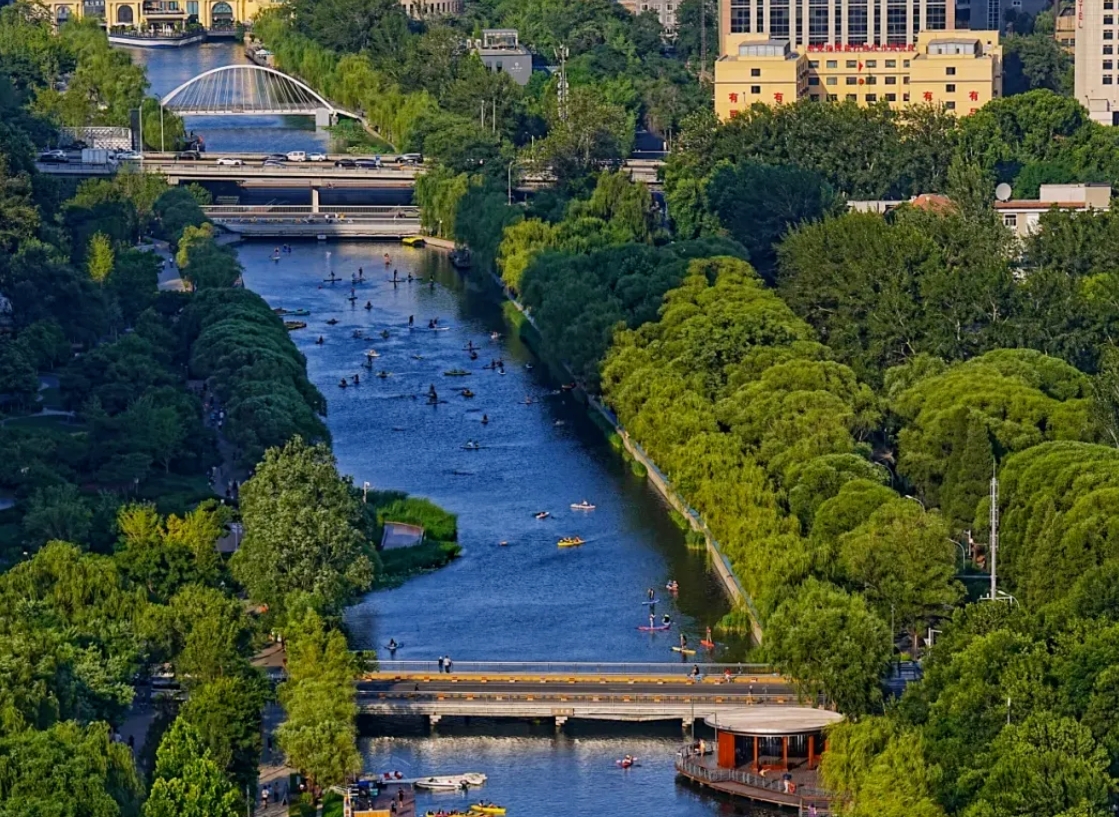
(358, 661, 806, 728)
(201, 204, 422, 238)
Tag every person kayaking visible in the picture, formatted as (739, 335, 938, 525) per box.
(481, 414, 489, 425)
(365, 301, 373, 310)
(381, 329, 390, 339)
(663, 613, 672, 625)
(428, 319, 436, 329)
(388, 638, 398, 651)
(470, 350, 479, 360)
(315, 336, 324, 345)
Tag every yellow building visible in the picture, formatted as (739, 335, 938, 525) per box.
(715, 29, 1002, 119)
(46, 0, 282, 33)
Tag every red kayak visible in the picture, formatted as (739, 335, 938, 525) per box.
(637, 624, 671, 631)
(700, 639, 716, 649)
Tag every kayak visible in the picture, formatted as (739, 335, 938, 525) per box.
(471, 806, 506, 815)
(700, 640, 716, 649)
(558, 537, 585, 548)
(672, 646, 697, 655)
(637, 624, 671, 631)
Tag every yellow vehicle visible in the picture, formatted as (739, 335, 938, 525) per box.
(557, 537, 585, 548)
(470, 805, 506, 815)
(402, 235, 426, 247)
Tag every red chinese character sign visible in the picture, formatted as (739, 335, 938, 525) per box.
(923, 91, 933, 101)
(774, 92, 784, 103)
(729, 92, 738, 103)
(969, 90, 979, 101)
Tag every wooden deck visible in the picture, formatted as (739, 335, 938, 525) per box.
(675, 751, 835, 814)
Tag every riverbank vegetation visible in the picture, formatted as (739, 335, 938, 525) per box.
(417, 65, 1119, 811)
(0, 15, 464, 815)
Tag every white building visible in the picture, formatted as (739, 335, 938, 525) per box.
(1074, 0, 1119, 125)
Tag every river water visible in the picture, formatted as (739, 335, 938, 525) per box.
(129, 41, 759, 817)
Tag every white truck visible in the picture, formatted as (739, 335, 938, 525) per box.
(81, 148, 114, 165)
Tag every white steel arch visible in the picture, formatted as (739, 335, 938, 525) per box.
(160, 64, 359, 120)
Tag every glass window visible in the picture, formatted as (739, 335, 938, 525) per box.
(1107, 46, 1115, 55)
(846, 93, 857, 101)
(885, 92, 896, 101)
(751, 85, 761, 93)
(1106, 61, 1115, 70)
(751, 68, 761, 76)
(885, 76, 897, 84)
(827, 93, 838, 100)
(846, 59, 858, 67)
(946, 83, 955, 92)
(866, 93, 877, 101)
(946, 66, 956, 76)
(945, 101, 956, 109)
(186, 0, 197, 11)
(885, 59, 896, 67)
(1106, 14, 1114, 23)
(903, 60, 910, 67)
(809, 60, 820, 68)
(866, 60, 877, 67)
(1106, 75, 1115, 85)
(846, 76, 858, 84)
(827, 59, 838, 68)
(809, 76, 820, 85)
(826, 76, 837, 85)
(865, 75, 877, 84)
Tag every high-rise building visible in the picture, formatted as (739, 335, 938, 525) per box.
(1074, 0, 1119, 125)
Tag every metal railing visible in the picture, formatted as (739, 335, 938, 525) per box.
(357, 690, 792, 706)
(676, 750, 833, 800)
(370, 660, 777, 676)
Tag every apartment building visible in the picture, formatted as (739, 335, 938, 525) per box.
(996, 183, 1112, 237)
(617, 0, 680, 34)
(46, 0, 280, 31)
(1055, 3, 1076, 53)
(715, 27, 1002, 118)
(1074, 0, 1119, 124)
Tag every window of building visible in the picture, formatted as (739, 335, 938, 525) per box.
(866, 60, 877, 68)
(946, 101, 956, 109)
(809, 60, 820, 68)
(1106, 61, 1115, 71)
(846, 76, 858, 85)
(809, 76, 820, 85)
(186, 0, 197, 11)
(885, 76, 897, 85)
(903, 60, 911, 67)
(903, 76, 910, 84)
(827, 93, 838, 101)
(866, 93, 877, 102)
(1107, 14, 1115, 23)
(885, 59, 897, 68)
(903, 93, 910, 101)
(751, 85, 762, 94)
(885, 92, 897, 101)
(846, 59, 858, 68)
(730, 0, 751, 33)
(826, 76, 837, 85)
(1003, 214, 1017, 227)
(1107, 46, 1116, 55)
(1106, 75, 1115, 85)
(946, 83, 956, 92)
(1106, 30, 1115, 39)
(826, 59, 838, 68)
(946, 66, 956, 76)
(865, 75, 877, 84)
(751, 68, 761, 76)
(846, 93, 857, 100)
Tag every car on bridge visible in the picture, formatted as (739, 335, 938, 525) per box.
(309, 152, 328, 162)
(37, 150, 69, 164)
(334, 158, 357, 168)
(263, 158, 286, 168)
(174, 150, 202, 161)
(215, 157, 244, 167)
(397, 153, 423, 165)
(286, 151, 308, 162)
(354, 158, 381, 169)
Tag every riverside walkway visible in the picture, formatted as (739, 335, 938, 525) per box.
(359, 661, 803, 727)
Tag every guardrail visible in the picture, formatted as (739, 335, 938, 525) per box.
(202, 205, 419, 217)
(371, 661, 777, 676)
(676, 751, 834, 802)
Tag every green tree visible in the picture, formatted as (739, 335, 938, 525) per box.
(231, 437, 374, 615)
(22, 483, 93, 549)
(180, 675, 268, 790)
(144, 718, 241, 817)
(765, 578, 891, 714)
(0, 337, 39, 409)
(86, 231, 114, 285)
(839, 500, 963, 655)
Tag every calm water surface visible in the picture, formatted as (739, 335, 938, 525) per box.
(132, 40, 757, 817)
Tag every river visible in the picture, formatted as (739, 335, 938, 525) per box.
(129, 41, 760, 817)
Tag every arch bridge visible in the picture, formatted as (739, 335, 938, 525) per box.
(161, 64, 361, 125)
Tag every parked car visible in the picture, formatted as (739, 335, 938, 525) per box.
(398, 153, 423, 165)
(308, 152, 328, 162)
(37, 150, 69, 164)
(286, 150, 307, 162)
(215, 157, 243, 166)
(174, 150, 201, 161)
(333, 158, 357, 168)
(263, 158, 286, 168)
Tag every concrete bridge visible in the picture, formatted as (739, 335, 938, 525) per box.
(201, 204, 421, 238)
(358, 661, 805, 728)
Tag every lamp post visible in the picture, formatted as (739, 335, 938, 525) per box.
(160, 103, 165, 153)
(507, 159, 517, 206)
(904, 494, 925, 510)
(947, 538, 967, 571)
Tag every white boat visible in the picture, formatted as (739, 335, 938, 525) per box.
(365, 349, 380, 358)
(414, 773, 487, 790)
(571, 501, 596, 511)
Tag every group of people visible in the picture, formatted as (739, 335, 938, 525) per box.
(437, 655, 454, 673)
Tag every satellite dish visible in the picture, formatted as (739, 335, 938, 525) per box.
(995, 183, 1012, 202)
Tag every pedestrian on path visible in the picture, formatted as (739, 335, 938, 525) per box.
(438, 655, 445, 673)
(446, 656, 453, 674)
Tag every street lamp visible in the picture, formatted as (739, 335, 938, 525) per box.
(507, 159, 517, 206)
(904, 494, 926, 509)
(947, 538, 967, 571)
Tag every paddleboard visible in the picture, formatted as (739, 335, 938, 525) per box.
(642, 599, 659, 606)
(637, 624, 671, 631)
(384, 643, 404, 650)
(671, 646, 697, 655)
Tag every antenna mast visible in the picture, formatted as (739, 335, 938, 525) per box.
(989, 469, 998, 600)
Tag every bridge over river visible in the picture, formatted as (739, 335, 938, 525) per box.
(359, 662, 803, 728)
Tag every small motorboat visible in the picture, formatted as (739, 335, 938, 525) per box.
(499, 541, 510, 547)
(571, 501, 595, 511)
(444, 369, 471, 377)
(470, 805, 505, 815)
(284, 321, 307, 331)
(377, 371, 391, 379)
(462, 441, 482, 451)
(558, 537, 585, 548)
(534, 511, 550, 520)
(412, 354, 425, 360)
(637, 623, 671, 631)
(365, 349, 380, 358)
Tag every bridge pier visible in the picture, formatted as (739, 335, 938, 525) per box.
(428, 714, 441, 728)
(311, 186, 320, 214)
(315, 108, 333, 128)
(555, 716, 567, 731)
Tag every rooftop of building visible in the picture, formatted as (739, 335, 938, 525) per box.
(703, 707, 844, 736)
